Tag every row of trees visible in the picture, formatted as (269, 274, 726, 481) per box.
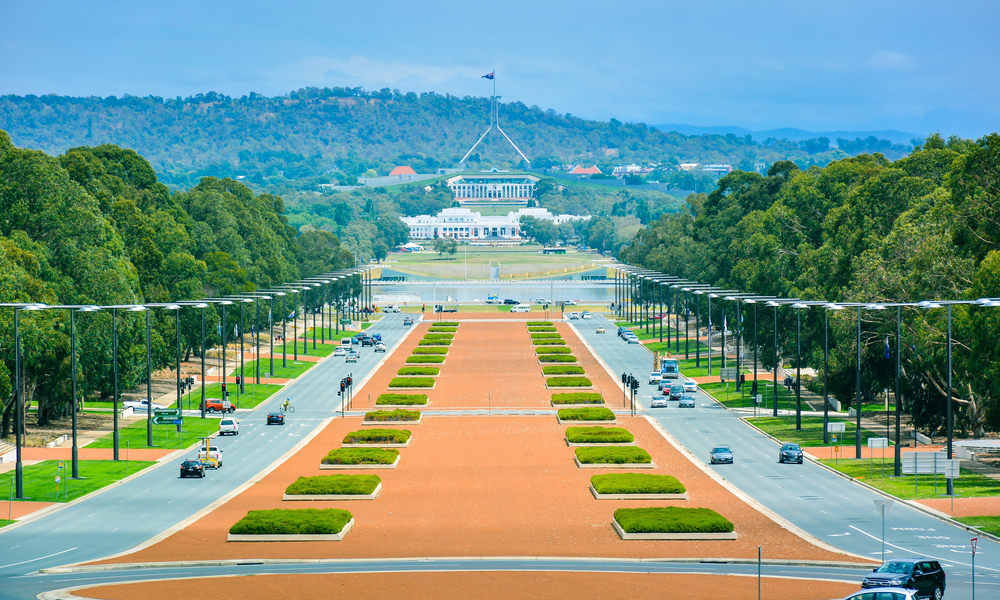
(621, 133, 1000, 436)
(0, 132, 356, 433)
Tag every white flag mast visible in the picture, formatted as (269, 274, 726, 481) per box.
(460, 71, 531, 167)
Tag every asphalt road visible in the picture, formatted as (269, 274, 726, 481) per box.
(0, 314, 415, 592)
(572, 314, 1000, 597)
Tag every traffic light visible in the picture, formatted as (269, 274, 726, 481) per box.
(621, 372, 627, 384)
(235, 376, 241, 386)
(340, 382, 346, 393)
(631, 379, 639, 392)
(346, 376, 353, 387)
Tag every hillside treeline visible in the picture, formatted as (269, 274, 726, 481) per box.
(0, 132, 354, 433)
(621, 133, 1000, 435)
(0, 89, 911, 192)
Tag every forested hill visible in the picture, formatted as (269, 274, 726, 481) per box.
(0, 88, 913, 190)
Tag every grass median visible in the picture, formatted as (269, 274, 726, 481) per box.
(271, 340, 338, 357)
(566, 426, 634, 443)
(547, 376, 593, 387)
(342, 429, 412, 444)
(0, 459, 155, 503)
(242, 358, 315, 379)
(552, 392, 603, 405)
(559, 407, 615, 421)
(285, 475, 381, 496)
(746, 416, 885, 447)
(701, 381, 798, 409)
(321, 448, 400, 465)
(364, 409, 421, 422)
(614, 507, 733, 534)
(818, 459, 1000, 500)
(229, 508, 352, 535)
(575, 446, 651, 464)
(375, 393, 428, 406)
(89, 416, 224, 449)
(955, 516, 1000, 536)
(180, 382, 284, 411)
(592, 473, 685, 494)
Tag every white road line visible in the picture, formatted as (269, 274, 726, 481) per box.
(0, 546, 77, 569)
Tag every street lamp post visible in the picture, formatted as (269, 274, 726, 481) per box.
(2, 302, 47, 499)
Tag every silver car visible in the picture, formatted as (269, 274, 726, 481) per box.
(650, 397, 668, 408)
(710, 445, 734, 464)
(841, 588, 919, 600)
(678, 395, 695, 408)
(682, 379, 697, 393)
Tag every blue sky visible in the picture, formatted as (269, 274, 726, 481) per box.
(1, 0, 997, 138)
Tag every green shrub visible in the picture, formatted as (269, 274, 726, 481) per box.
(389, 377, 435, 387)
(229, 508, 352, 535)
(533, 339, 566, 346)
(343, 429, 412, 444)
(406, 355, 445, 364)
(613, 507, 733, 534)
(539, 355, 577, 363)
(435, 321, 460, 326)
(543, 365, 586, 375)
(552, 392, 603, 404)
(526, 321, 553, 326)
(413, 347, 449, 355)
(536, 347, 572, 354)
(321, 448, 400, 465)
(591, 474, 686, 495)
(575, 446, 651, 464)
(547, 376, 592, 387)
(527, 327, 558, 333)
(375, 394, 427, 405)
(285, 475, 381, 496)
(558, 407, 615, 421)
(427, 327, 457, 333)
(423, 333, 454, 340)
(364, 409, 421, 422)
(418, 340, 452, 346)
(566, 426, 634, 443)
(530, 333, 562, 339)
(397, 367, 440, 376)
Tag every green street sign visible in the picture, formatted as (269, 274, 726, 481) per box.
(151, 415, 182, 425)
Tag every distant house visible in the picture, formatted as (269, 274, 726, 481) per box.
(703, 164, 734, 175)
(569, 165, 602, 175)
(389, 165, 418, 176)
(678, 163, 700, 171)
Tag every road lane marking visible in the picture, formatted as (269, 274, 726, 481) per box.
(0, 547, 77, 569)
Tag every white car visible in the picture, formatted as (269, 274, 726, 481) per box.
(564, 300, 578, 306)
(581, 312, 591, 319)
(334, 346, 346, 356)
(649, 372, 663, 385)
(534, 298, 550, 305)
(123, 399, 166, 411)
(568, 312, 579, 319)
(683, 379, 698, 393)
(219, 418, 239, 436)
(374, 341, 386, 352)
(650, 397, 668, 408)
(346, 350, 359, 363)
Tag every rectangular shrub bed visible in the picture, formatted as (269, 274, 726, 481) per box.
(536, 346, 572, 354)
(547, 376, 593, 388)
(613, 507, 735, 540)
(435, 321, 460, 326)
(229, 508, 353, 536)
(527, 327, 558, 333)
(539, 354, 577, 363)
(566, 426, 634, 444)
(285, 475, 381, 496)
(422, 333, 454, 340)
(533, 339, 567, 346)
(427, 327, 457, 333)
(575, 446, 651, 464)
(397, 367, 440, 376)
(591, 474, 686, 495)
(552, 392, 603, 405)
(342, 429, 412, 444)
(375, 393, 428, 406)
(530, 333, 563, 339)
(526, 321, 553, 326)
(406, 355, 445, 364)
(389, 377, 435, 388)
(543, 365, 586, 375)
(418, 340, 452, 346)
(558, 407, 615, 421)
(413, 347, 448, 355)
(322, 448, 400, 465)
(364, 409, 421, 422)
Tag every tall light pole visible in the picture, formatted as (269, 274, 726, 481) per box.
(2, 302, 47, 499)
(823, 303, 845, 444)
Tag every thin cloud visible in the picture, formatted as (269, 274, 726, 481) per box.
(868, 50, 917, 73)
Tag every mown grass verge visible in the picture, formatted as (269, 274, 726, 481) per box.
(552, 392, 603, 404)
(321, 448, 400, 465)
(614, 507, 733, 534)
(389, 377, 435, 387)
(0, 460, 155, 503)
(435, 321, 460, 326)
(539, 354, 578, 363)
(365, 409, 421, 422)
(536, 346, 572, 354)
(559, 407, 616, 421)
(955, 515, 1000, 536)
(285, 475, 381, 496)
(230, 508, 352, 535)
(533, 339, 567, 346)
(530, 333, 562, 339)
(818, 459, 1000, 500)
(406, 355, 445, 364)
(592, 474, 685, 494)
(427, 327, 457, 333)
(343, 429, 412, 444)
(575, 446, 651, 464)
(418, 340, 452, 346)
(527, 327, 558, 333)
(375, 393, 427, 405)
(543, 365, 586, 375)
(547, 376, 592, 387)
(566, 426, 634, 443)
(423, 333, 454, 340)
(413, 347, 448, 355)
(527, 321, 553, 326)
(89, 416, 222, 450)
(397, 367, 440, 376)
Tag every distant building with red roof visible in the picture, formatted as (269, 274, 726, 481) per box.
(569, 165, 602, 175)
(389, 165, 418, 176)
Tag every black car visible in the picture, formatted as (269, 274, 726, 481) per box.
(503, 299, 518, 305)
(778, 442, 804, 464)
(267, 411, 285, 425)
(862, 559, 945, 599)
(180, 459, 205, 478)
(617, 326, 630, 338)
(361, 337, 374, 347)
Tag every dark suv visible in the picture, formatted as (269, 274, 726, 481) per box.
(862, 559, 945, 599)
(778, 442, 804, 464)
(503, 299, 518, 305)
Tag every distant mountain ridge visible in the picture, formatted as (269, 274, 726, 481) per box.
(655, 124, 921, 146)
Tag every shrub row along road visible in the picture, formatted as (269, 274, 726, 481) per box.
(574, 314, 1000, 597)
(0, 315, 415, 599)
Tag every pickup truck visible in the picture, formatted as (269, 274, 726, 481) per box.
(123, 399, 166, 411)
(219, 418, 239, 436)
(201, 398, 234, 413)
(197, 445, 223, 468)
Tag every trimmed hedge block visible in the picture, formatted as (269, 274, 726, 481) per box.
(285, 475, 381, 496)
(229, 508, 352, 536)
(613, 507, 734, 534)
(533, 339, 567, 346)
(575, 446, 652, 464)
(364, 409, 421, 422)
(566, 426, 634, 443)
(375, 394, 427, 406)
(389, 377, 435, 387)
(535, 346, 572, 354)
(413, 347, 448, 355)
(591, 474, 686, 495)
(542, 365, 585, 375)
(342, 429, 412, 444)
(552, 392, 603, 404)
(406, 355, 445, 364)
(546, 376, 592, 387)
(539, 354, 577, 363)
(397, 366, 440, 376)
(558, 407, 615, 421)
(322, 448, 400, 465)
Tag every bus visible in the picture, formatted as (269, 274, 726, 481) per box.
(660, 358, 680, 379)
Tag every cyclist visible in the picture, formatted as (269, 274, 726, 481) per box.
(282, 398, 291, 412)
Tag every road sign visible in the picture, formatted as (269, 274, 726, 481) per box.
(755, 394, 763, 404)
(720, 367, 739, 381)
(901, 452, 960, 477)
(868, 437, 889, 449)
(972, 537, 978, 555)
(827, 422, 846, 433)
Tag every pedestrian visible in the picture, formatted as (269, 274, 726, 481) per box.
(422, 304, 425, 313)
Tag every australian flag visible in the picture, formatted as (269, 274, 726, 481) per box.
(885, 337, 891, 360)
(482, 71, 494, 80)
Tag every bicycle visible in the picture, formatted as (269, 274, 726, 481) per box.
(280, 403, 295, 413)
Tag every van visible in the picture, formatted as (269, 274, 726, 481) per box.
(384, 305, 401, 313)
(340, 338, 353, 349)
(511, 304, 531, 313)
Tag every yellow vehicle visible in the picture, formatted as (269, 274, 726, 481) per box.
(596, 326, 605, 334)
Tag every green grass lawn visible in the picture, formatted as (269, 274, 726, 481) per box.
(303, 327, 353, 340)
(242, 358, 315, 379)
(285, 475, 380, 496)
(88, 415, 225, 449)
(0, 519, 14, 528)
(269, 340, 338, 357)
(229, 508, 352, 535)
(819, 459, 1000, 500)
(0, 459, 155, 503)
(614, 507, 733, 533)
(701, 381, 798, 409)
(954, 515, 1000, 536)
(745, 416, 888, 447)
(179, 382, 284, 411)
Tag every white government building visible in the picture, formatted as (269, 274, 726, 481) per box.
(445, 172, 539, 205)
(401, 207, 588, 241)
